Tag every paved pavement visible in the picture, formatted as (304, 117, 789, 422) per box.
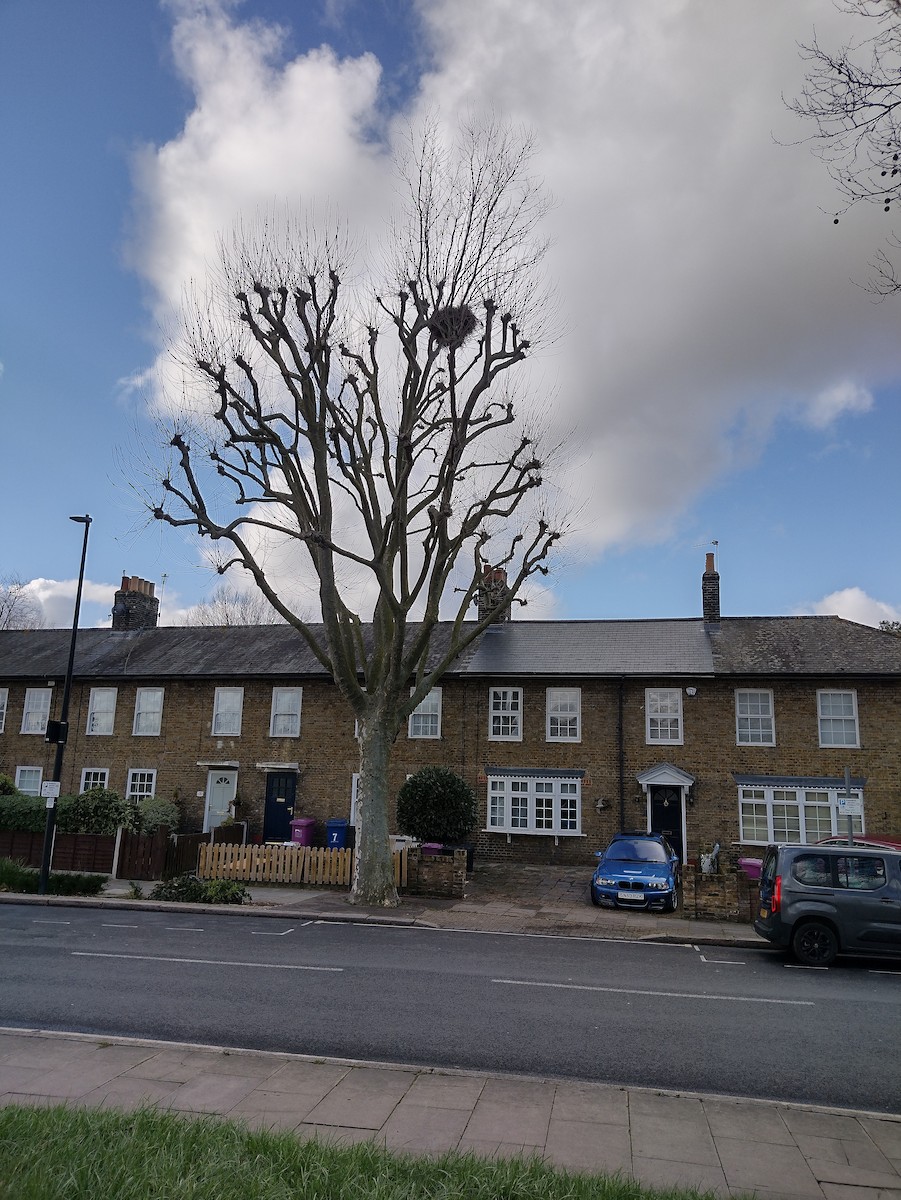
(2, 863, 900, 1197)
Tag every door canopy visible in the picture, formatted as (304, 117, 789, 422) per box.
(636, 762, 695, 792)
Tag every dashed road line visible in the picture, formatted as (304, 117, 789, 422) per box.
(492, 978, 813, 1005)
(72, 952, 342, 972)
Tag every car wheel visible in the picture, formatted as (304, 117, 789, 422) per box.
(792, 921, 838, 967)
(665, 891, 679, 913)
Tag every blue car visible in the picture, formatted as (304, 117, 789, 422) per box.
(591, 832, 680, 912)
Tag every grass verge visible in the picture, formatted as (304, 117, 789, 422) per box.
(0, 857, 106, 895)
(0, 1104, 718, 1200)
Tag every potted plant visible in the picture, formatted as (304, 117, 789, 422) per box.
(396, 767, 478, 871)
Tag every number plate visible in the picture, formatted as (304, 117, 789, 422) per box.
(759, 906, 768, 919)
(618, 890, 641, 900)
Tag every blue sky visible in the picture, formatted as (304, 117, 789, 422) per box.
(2, 0, 900, 629)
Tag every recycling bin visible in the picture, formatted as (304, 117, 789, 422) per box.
(290, 817, 315, 846)
(738, 856, 763, 880)
(326, 818, 349, 848)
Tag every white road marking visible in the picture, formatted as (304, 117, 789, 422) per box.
(784, 964, 828, 971)
(492, 978, 813, 1005)
(101, 923, 139, 929)
(699, 955, 746, 965)
(868, 969, 901, 976)
(72, 952, 342, 972)
(164, 927, 204, 932)
(250, 927, 295, 936)
(31, 920, 70, 925)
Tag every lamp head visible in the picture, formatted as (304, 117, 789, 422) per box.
(69, 514, 92, 525)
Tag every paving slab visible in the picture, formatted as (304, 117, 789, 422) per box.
(704, 1097, 795, 1144)
(629, 1112, 720, 1166)
(161, 1070, 261, 1114)
(302, 1065, 414, 1129)
(631, 1154, 729, 1197)
(543, 1117, 632, 1174)
(717, 1134, 825, 1196)
(380, 1100, 472, 1153)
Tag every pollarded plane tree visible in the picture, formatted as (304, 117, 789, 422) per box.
(151, 119, 563, 905)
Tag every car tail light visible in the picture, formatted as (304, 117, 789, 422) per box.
(771, 874, 782, 914)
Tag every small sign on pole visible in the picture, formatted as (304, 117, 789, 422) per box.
(40, 781, 61, 800)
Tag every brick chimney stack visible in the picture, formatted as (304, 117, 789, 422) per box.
(477, 566, 512, 623)
(702, 552, 720, 623)
(111, 575, 159, 631)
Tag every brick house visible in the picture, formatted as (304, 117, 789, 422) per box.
(1, 562, 900, 864)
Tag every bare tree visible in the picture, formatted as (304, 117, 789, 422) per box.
(183, 584, 284, 626)
(792, 0, 901, 289)
(151, 119, 563, 906)
(0, 577, 44, 630)
(879, 618, 901, 633)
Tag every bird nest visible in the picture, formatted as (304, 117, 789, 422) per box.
(428, 304, 478, 350)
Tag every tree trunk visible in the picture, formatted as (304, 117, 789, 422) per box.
(351, 714, 399, 906)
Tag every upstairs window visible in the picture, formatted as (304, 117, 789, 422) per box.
(409, 688, 442, 739)
(212, 687, 244, 737)
(489, 687, 522, 741)
(735, 689, 775, 746)
(80, 768, 109, 792)
(133, 688, 164, 736)
(270, 687, 302, 737)
(646, 689, 682, 745)
(21, 688, 51, 735)
(546, 688, 581, 741)
(0, 688, 7, 733)
(818, 690, 859, 747)
(87, 688, 117, 735)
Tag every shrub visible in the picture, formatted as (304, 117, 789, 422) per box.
(134, 797, 180, 834)
(0, 792, 45, 833)
(56, 788, 137, 836)
(0, 858, 106, 895)
(0, 774, 19, 796)
(150, 874, 250, 905)
(395, 766, 477, 844)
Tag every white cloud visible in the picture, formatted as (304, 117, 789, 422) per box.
(799, 380, 874, 430)
(24, 578, 118, 628)
(804, 587, 900, 628)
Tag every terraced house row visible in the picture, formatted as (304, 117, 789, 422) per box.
(2, 557, 900, 864)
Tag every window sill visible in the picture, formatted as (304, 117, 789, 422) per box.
(483, 828, 586, 838)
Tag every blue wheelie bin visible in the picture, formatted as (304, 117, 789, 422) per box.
(325, 818, 349, 848)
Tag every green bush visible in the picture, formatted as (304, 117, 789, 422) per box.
(150, 874, 250, 905)
(396, 766, 477, 844)
(0, 774, 19, 796)
(0, 792, 45, 833)
(0, 858, 106, 895)
(56, 788, 137, 836)
(134, 797, 180, 834)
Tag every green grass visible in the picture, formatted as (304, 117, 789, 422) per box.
(0, 1104, 719, 1200)
(0, 858, 106, 896)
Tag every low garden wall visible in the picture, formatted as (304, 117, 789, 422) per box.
(682, 865, 760, 923)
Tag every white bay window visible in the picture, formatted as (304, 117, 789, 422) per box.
(486, 770, 582, 836)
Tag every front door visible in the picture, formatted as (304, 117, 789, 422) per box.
(263, 771, 297, 842)
(650, 785, 684, 862)
(204, 770, 237, 832)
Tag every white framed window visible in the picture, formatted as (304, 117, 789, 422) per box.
(133, 687, 164, 736)
(86, 687, 117, 735)
(270, 687, 302, 738)
(21, 687, 51, 734)
(0, 688, 7, 733)
(409, 688, 442, 738)
(546, 688, 581, 741)
(735, 689, 775, 746)
(80, 768, 110, 792)
(817, 690, 859, 748)
(489, 687, 522, 741)
(15, 766, 42, 795)
(646, 688, 682, 745)
(738, 784, 864, 845)
(212, 687, 244, 736)
(486, 773, 582, 836)
(126, 769, 157, 799)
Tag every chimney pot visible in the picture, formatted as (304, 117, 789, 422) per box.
(702, 554, 720, 623)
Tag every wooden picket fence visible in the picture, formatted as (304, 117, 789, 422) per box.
(198, 842, 409, 888)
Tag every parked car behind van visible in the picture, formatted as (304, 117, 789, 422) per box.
(754, 843, 901, 966)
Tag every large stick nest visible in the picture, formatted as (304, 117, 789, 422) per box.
(428, 304, 478, 350)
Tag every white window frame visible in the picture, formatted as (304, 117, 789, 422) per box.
(738, 784, 864, 846)
(0, 687, 7, 733)
(817, 689, 860, 748)
(270, 687, 302, 738)
(408, 687, 442, 739)
(133, 687, 164, 736)
(735, 689, 775, 746)
(126, 769, 157, 800)
(486, 774, 582, 836)
(489, 687, 523, 741)
(546, 688, 581, 742)
(15, 766, 42, 795)
(645, 688, 683, 745)
(80, 768, 110, 793)
(86, 687, 117, 736)
(351, 772, 359, 826)
(21, 687, 51, 735)
(212, 687, 244, 737)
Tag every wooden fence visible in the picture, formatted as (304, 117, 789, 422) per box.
(0, 831, 115, 874)
(198, 842, 408, 889)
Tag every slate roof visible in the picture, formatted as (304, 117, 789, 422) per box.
(2, 615, 901, 682)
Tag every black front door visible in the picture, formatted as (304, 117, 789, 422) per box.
(650, 785, 683, 861)
(263, 772, 297, 842)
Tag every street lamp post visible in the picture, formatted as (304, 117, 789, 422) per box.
(37, 514, 92, 895)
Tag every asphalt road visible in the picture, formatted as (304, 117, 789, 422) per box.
(2, 904, 899, 1112)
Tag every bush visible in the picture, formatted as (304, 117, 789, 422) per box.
(0, 858, 107, 895)
(56, 788, 137, 836)
(150, 874, 250, 905)
(0, 774, 19, 796)
(0, 792, 45, 833)
(396, 766, 477, 844)
(134, 797, 180, 834)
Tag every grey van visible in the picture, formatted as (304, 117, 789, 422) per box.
(754, 843, 901, 966)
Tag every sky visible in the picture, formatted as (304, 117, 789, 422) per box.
(2, 0, 900, 630)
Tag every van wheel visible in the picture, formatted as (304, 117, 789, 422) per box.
(792, 921, 838, 967)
